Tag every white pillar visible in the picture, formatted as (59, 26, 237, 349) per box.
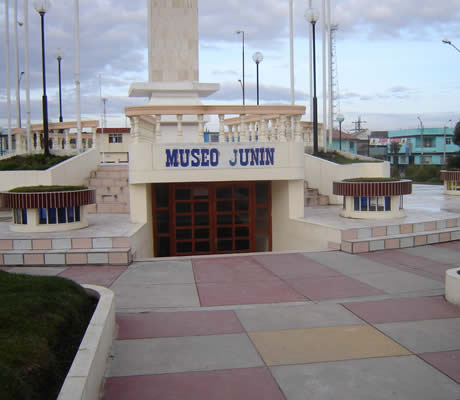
(321, 0, 328, 151)
(327, 0, 333, 150)
(5, 0, 12, 153)
(308, 0, 313, 121)
(289, 0, 295, 105)
(74, 0, 82, 151)
(13, 0, 20, 129)
(24, 0, 31, 152)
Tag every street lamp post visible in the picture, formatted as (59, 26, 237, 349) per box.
(238, 79, 244, 102)
(305, 7, 319, 154)
(56, 49, 63, 123)
(18, 71, 24, 128)
(236, 30, 245, 106)
(34, 0, 51, 157)
(417, 116, 424, 164)
(252, 52, 264, 105)
(442, 39, 460, 53)
(336, 113, 344, 151)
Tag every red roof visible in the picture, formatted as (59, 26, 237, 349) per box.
(96, 128, 130, 134)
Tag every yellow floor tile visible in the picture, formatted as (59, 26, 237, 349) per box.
(249, 325, 411, 366)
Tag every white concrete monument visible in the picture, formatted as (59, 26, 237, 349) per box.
(129, 0, 219, 105)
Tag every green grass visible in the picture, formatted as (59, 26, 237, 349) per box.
(0, 154, 72, 171)
(315, 151, 381, 165)
(0, 272, 96, 400)
(9, 185, 88, 193)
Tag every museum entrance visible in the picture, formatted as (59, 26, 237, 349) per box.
(153, 181, 272, 257)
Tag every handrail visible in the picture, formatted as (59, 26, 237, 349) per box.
(125, 104, 306, 117)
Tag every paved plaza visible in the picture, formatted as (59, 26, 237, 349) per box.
(3, 242, 460, 399)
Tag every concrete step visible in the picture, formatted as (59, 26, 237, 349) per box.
(0, 248, 132, 266)
(89, 177, 129, 187)
(304, 182, 329, 207)
(86, 164, 131, 214)
(88, 203, 130, 214)
(341, 226, 460, 254)
(91, 170, 129, 179)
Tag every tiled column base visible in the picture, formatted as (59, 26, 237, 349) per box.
(0, 249, 132, 266)
(341, 218, 460, 254)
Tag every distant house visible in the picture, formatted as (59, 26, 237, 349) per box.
(96, 127, 131, 163)
(388, 128, 459, 166)
(330, 129, 368, 155)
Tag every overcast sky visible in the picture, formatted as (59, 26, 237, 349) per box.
(1, 0, 459, 132)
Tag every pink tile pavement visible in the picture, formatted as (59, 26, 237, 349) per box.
(358, 250, 453, 281)
(343, 296, 460, 324)
(197, 279, 305, 306)
(419, 351, 460, 384)
(286, 275, 385, 301)
(102, 368, 285, 400)
(117, 310, 244, 340)
(192, 256, 279, 283)
(433, 241, 460, 250)
(254, 253, 339, 279)
(58, 266, 127, 287)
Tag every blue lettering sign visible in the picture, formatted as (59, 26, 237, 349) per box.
(166, 147, 275, 168)
(201, 148, 210, 167)
(210, 148, 219, 166)
(165, 149, 179, 167)
(191, 149, 200, 167)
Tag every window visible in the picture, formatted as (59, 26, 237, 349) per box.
(421, 155, 432, 164)
(109, 134, 123, 143)
(353, 196, 391, 212)
(446, 137, 452, 145)
(13, 209, 27, 224)
(349, 142, 355, 151)
(38, 207, 81, 224)
(423, 137, 434, 147)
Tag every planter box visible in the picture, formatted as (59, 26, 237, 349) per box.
(0, 189, 96, 232)
(440, 170, 460, 195)
(58, 285, 115, 400)
(333, 180, 412, 219)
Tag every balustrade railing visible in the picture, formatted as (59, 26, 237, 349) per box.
(125, 105, 306, 144)
(3, 121, 99, 155)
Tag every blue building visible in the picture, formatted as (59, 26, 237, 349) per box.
(330, 130, 368, 155)
(388, 127, 459, 165)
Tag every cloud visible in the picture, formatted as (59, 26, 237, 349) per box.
(1, 1, 458, 132)
(208, 81, 306, 104)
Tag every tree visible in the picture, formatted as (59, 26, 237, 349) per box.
(390, 141, 402, 155)
(454, 121, 460, 146)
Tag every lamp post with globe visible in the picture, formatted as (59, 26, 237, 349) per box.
(305, 7, 320, 154)
(34, 0, 52, 156)
(252, 52, 264, 105)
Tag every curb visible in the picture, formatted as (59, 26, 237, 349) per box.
(57, 285, 115, 400)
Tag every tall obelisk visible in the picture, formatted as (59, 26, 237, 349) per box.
(129, 0, 219, 105)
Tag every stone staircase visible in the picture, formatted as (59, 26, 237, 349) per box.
(304, 182, 329, 207)
(340, 217, 460, 254)
(86, 165, 130, 214)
